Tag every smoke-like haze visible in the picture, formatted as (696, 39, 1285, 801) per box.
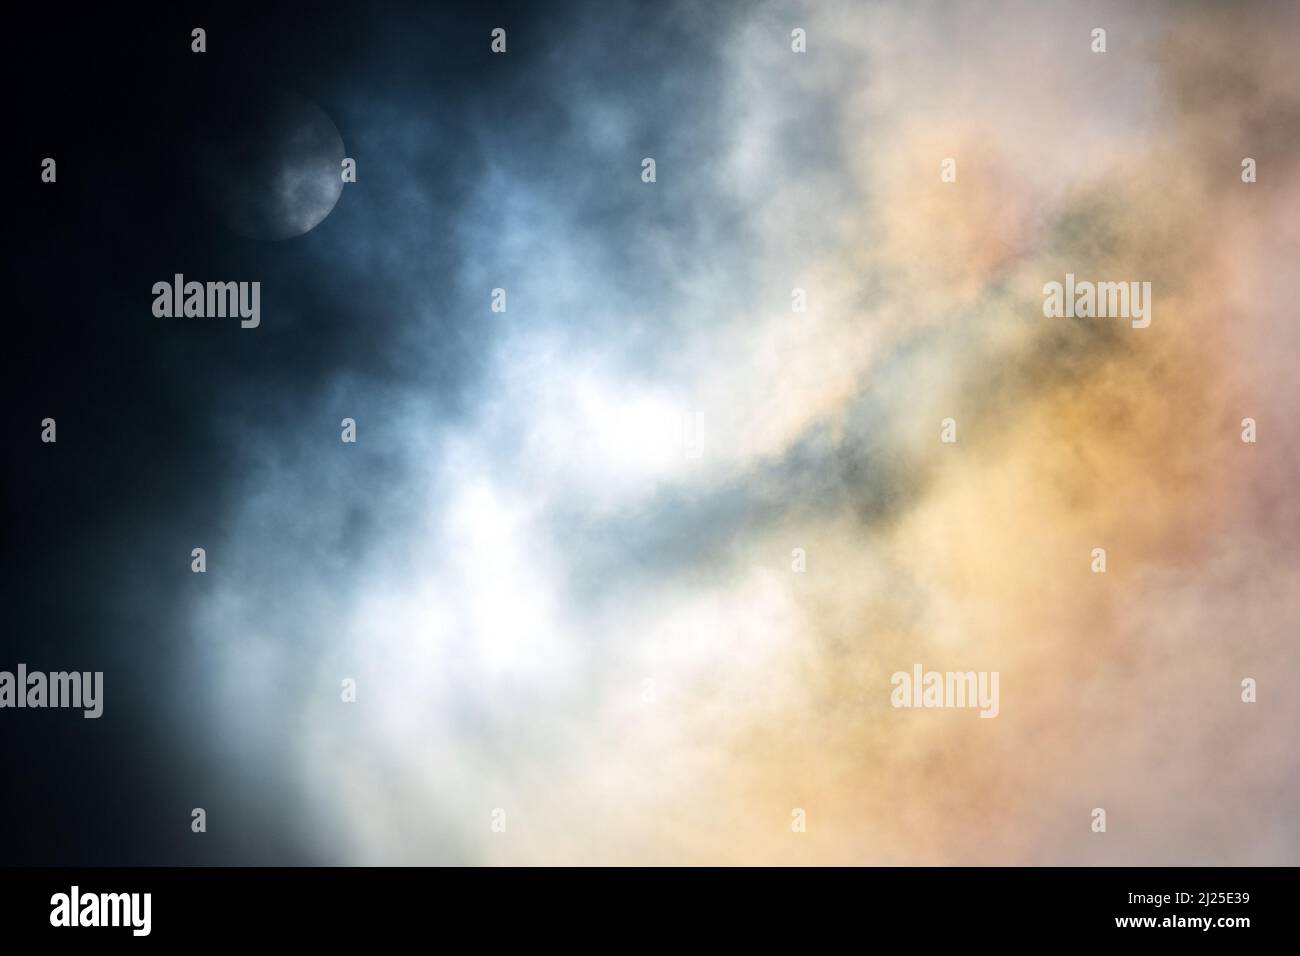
(179, 0, 1300, 864)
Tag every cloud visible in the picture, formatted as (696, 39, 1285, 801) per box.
(187, 0, 1300, 864)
